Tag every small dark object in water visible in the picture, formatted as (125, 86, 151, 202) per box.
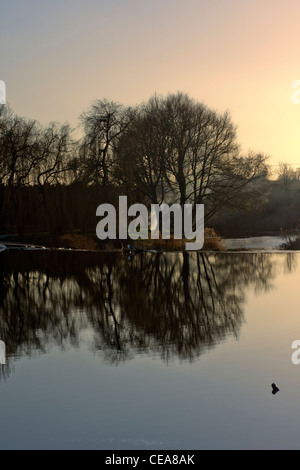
(123, 244, 147, 256)
(271, 383, 280, 395)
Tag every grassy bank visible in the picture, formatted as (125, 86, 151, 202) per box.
(16, 227, 223, 251)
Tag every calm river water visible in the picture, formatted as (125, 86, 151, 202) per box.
(0, 250, 300, 449)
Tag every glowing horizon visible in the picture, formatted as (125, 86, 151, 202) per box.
(1, 0, 300, 171)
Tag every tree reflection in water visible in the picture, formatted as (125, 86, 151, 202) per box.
(0, 250, 288, 378)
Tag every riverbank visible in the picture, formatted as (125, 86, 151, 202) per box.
(2, 230, 299, 252)
(0, 235, 300, 253)
(0, 228, 223, 252)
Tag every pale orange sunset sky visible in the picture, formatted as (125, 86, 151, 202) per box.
(1, 0, 300, 170)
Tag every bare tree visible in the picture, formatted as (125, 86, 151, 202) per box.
(0, 108, 41, 186)
(115, 95, 168, 204)
(0, 107, 74, 187)
(79, 99, 135, 186)
(277, 162, 297, 192)
(115, 92, 269, 221)
(34, 122, 74, 186)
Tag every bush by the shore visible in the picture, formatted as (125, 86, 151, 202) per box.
(19, 227, 223, 251)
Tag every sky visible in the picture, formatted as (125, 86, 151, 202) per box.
(1, 0, 300, 171)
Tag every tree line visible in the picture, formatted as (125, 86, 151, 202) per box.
(0, 92, 298, 238)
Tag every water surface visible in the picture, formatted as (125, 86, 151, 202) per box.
(0, 250, 299, 449)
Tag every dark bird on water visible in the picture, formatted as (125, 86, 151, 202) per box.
(271, 383, 280, 395)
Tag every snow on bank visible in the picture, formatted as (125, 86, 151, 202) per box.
(221, 236, 285, 251)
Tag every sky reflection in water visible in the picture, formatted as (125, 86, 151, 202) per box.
(0, 251, 299, 449)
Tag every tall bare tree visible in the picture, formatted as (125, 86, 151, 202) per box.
(116, 92, 269, 221)
(79, 99, 135, 186)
